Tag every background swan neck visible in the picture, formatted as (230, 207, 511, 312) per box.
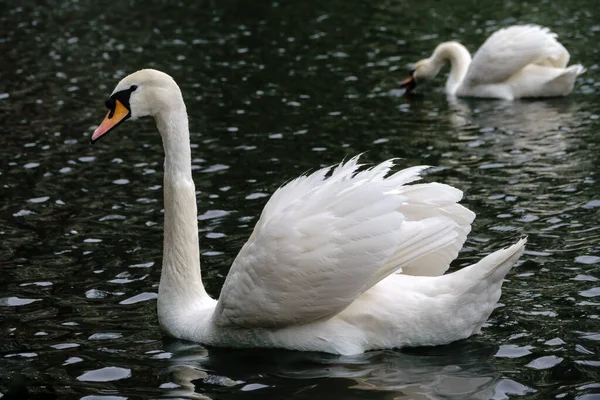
(432, 42, 472, 95)
(156, 105, 210, 317)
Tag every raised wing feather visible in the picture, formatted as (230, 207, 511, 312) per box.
(393, 184, 474, 276)
(213, 157, 474, 328)
(465, 25, 570, 85)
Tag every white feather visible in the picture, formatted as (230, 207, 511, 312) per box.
(466, 25, 570, 84)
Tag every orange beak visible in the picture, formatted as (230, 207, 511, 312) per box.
(400, 75, 416, 94)
(91, 99, 130, 144)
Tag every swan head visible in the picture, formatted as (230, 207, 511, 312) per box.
(91, 69, 184, 144)
(400, 58, 441, 94)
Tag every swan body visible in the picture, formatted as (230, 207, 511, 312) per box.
(402, 25, 585, 100)
(92, 69, 526, 355)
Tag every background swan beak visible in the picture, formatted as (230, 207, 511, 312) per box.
(400, 75, 417, 93)
(91, 99, 130, 144)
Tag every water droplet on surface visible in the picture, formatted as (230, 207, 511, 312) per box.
(151, 352, 172, 359)
(119, 292, 157, 305)
(77, 366, 132, 382)
(206, 232, 226, 239)
(99, 214, 126, 221)
(493, 379, 536, 398)
(129, 261, 154, 268)
(202, 164, 229, 173)
(573, 274, 599, 281)
(20, 281, 52, 287)
(575, 256, 600, 264)
(0, 297, 41, 306)
(241, 383, 269, 391)
(198, 209, 229, 221)
(89, 332, 122, 340)
(160, 382, 180, 388)
(495, 344, 533, 358)
(27, 196, 49, 203)
(544, 338, 565, 346)
(245, 193, 268, 200)
(12, 209, 35, 217)
(5, 353, 38, 358)
(51, 343, 80, 350)
(202, 251, 224, 256)
(582, 200, 600, 209)
(63, 357, 83, 365)
(580, 287, 600, 298)
(526, 355, 563, 370)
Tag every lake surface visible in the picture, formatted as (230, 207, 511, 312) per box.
(1, 0, 599, 399)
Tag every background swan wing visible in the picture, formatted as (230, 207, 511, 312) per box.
(212, 157, 475, 328)
(465, 24, 570, 85)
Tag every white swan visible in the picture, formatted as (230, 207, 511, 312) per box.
(91, 69, 526, 355)
(401, 24, 586, 100)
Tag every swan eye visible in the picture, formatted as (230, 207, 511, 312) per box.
(105, 98, 116, 110)
(130, 85, 138, 91)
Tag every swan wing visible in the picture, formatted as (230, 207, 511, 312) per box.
(212, 156, 474, 328)
(465, 25, 570, 85)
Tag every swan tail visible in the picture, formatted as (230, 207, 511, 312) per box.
(443, 238, 526, 334)
(538, 65, 585, 97)
(456, 238, 526, 291)
(568, 64, 587, 76)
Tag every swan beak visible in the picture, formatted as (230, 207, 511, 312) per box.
(91, 99, 130, 144)
(400, 75, 416, 94)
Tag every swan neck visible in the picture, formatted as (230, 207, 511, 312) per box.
(432, 42, 472, 95)
(158, 110, 192, 179)
(156, 105, 209, 309)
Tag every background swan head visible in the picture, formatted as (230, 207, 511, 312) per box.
(400, 42, 470, 95)
(400, 56, 443, 93)
(91, 69, 185, 143)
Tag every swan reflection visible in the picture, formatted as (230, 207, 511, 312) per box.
(446, 97, 586, 170)
(160, 339, 532, 399)
(448, 96, 582, 135)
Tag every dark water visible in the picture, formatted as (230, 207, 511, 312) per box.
(1, 0, 599, 398)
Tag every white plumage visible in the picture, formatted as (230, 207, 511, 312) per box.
(93, 69, 527, 355)
(403, 24, 585, 99)
(215, 158, 471, 328)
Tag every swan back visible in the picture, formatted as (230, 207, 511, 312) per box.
(212, 157, 475, 329)
(464, 25, 571, 86)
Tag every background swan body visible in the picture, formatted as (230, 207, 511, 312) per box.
(92, 69, 526, 355)
(402, 25, 586, 100)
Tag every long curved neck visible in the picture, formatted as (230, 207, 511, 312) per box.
(432, 42, 472, 95)
(156, 103, 211, 332)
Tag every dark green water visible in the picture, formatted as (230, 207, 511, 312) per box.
(1, 0, 599, 399)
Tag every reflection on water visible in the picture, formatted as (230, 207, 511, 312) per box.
(1, 0, 599, 398)
(447, 98, 587, 171)
(447, 97, 584, 134)
(162, 340, 520, 399)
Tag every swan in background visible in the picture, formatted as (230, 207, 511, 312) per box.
(91, 69, 526, 355)
(401, 24, 586, 100)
